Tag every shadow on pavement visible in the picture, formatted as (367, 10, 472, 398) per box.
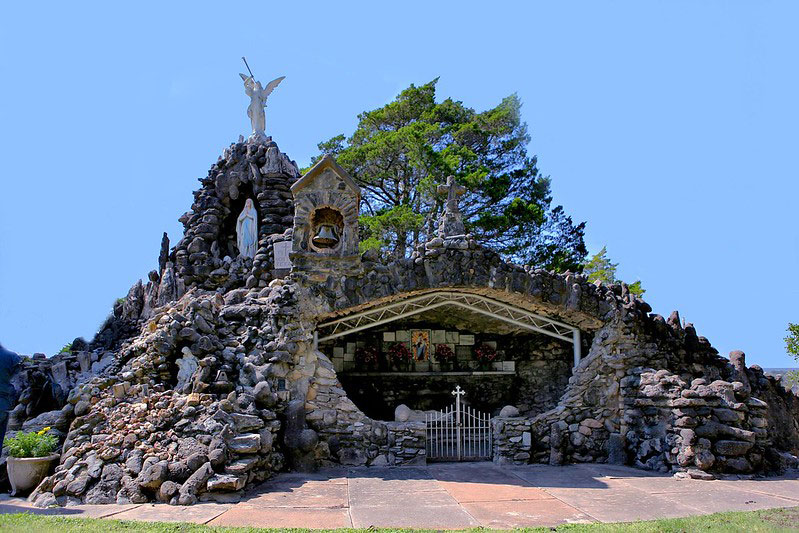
(0, 503, 84, 516)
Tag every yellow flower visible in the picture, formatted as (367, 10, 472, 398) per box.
(37, 427, 51, 435)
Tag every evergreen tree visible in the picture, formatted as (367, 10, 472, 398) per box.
(582, 246, 646, 296)
(312, 79, 586, 270)
(786, 323, 799, 361)
(785, 324, 799, 381)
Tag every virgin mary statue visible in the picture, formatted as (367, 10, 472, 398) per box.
(236, 199, 258, 259)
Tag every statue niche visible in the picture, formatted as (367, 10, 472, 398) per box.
(217, 179, 259, 260)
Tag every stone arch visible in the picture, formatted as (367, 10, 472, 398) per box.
(220, 181, 257, 258)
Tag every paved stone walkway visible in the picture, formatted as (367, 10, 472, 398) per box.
(2, 463, 798, 529)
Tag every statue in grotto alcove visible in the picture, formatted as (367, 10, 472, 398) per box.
(236, 198, 258, 259)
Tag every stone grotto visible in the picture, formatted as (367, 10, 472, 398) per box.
(4, 117, 799, 508)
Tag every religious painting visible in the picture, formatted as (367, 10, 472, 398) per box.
(411, 329, 431, 361)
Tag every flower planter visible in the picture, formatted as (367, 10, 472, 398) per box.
(7, 454, 59, 496)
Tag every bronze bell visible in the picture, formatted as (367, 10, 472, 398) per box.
(312, 223, 339, 247)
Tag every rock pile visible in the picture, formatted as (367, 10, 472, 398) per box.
(30, 288, 286, 506)
(2, 348, 116, 462)
(500, 312, 799, 476)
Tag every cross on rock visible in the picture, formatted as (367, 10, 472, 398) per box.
(436, 176, 467, 239)
(437, 175, 466, 215)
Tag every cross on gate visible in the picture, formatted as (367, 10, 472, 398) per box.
(451, 385, 465, 459)
(451, 385, 466, 417)
(426, 385, 492, 461)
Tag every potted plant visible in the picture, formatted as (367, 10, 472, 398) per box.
(474, 344, 498, 371)
(387, 342, 413, 371)
(354, 346, 379, 371)
(4, 427, 59, 496)
(435, 344, 455, 371)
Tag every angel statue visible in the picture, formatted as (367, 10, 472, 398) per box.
(240, 73, 285, 138)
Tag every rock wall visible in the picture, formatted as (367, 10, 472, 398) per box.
(522, 313, 799, 475)
(492, 417, 532, 464)
(514, 337, 573, 416)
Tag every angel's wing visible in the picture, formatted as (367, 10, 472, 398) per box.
(261, 76, 286, 99)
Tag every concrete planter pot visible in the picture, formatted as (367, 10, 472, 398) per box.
(7, 454, 58, 496)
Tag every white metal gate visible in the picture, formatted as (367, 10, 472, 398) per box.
(425, 386, 492, 461)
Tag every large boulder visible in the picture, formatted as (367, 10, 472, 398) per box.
(394, 404, 411, 422)
(178, 462, 214, 505)
(137, 460, 169, 490)
(499, 405, 520, 418)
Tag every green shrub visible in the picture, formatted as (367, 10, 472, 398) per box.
(3, 428, 58, 458)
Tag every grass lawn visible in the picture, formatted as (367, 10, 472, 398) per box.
(0, 507, 797, 532)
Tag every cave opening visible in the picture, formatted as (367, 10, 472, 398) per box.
(319, 305, 576, 422)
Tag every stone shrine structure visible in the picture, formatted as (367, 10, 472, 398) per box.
(4, 92, 798, 507)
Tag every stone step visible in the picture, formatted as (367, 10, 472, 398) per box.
(227, 433, 261, 454)
(207, 473, 247, 492)
(225, 457, 259, 474)
(232, 413, 264, 432)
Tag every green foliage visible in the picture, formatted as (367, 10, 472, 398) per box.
(627, 280, 645, 297)
(582, 246, 618, 285)
(358, 237, 384, 254)
(3, 428, 58, 458)
(785, 323, 799, 358)
(785, 324, 799, 380)
(312, 79, 587, 270)
(359, 205, 424, 259)
(583, 246, 646, 296)
(59, 342, 72, 354)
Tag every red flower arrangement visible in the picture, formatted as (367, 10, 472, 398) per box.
(354, 346, 379, 367)
(474, 343, 497, 363)
(387, 342, 413, 365)
(434, 343, 455, 363)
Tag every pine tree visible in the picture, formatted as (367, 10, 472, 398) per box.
(583, 246, 645, 296)
(312, 79, 587, 270)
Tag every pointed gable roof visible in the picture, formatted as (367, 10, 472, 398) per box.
(290, 154, 360, 197)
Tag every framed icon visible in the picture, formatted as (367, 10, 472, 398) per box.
(411, 329, 431, 361)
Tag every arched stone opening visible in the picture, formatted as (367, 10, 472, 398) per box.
(316, 290, 585, 422)
(309, 206, 344, 253)
(219, 181, 257, 258)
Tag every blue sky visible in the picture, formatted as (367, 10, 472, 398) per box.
(1, 1, 797, 367)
